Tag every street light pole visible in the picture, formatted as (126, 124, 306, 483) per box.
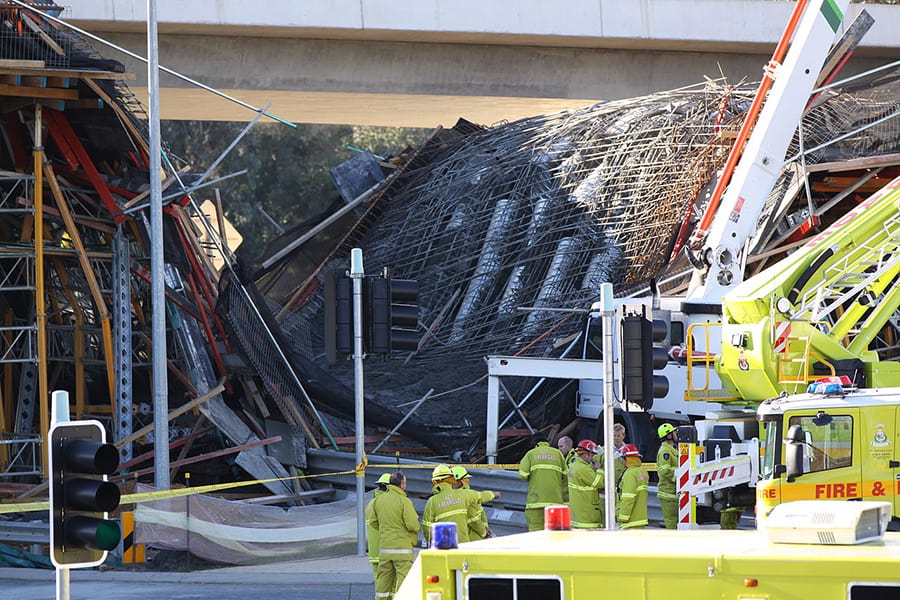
(350, 248, 366, 555)
(600, 283, 617, 531)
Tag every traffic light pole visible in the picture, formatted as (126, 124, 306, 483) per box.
(599, 283, 618, 531)
(51, 391, 70, 600)
(55, 566, 70, 600)
(350, 248, 366, 556)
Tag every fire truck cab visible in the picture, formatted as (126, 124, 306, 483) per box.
(756, 385, 900, 527)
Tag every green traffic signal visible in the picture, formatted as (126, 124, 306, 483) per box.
(66, 516, 122, 552)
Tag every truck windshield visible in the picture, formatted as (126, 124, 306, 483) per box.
(761, 419, 780, 480)
(583, 315, 603, 359)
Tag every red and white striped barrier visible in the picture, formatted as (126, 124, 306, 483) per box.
(676, 443, 694, 530)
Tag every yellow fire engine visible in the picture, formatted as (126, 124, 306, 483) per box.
(755, 383, 900, 525)
(396, 502, 899, 600)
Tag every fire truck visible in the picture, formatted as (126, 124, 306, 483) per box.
(395, 501, 899, 600)
(676, 375, 900, 527)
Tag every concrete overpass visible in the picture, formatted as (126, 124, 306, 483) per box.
(65, 0, 900, 127)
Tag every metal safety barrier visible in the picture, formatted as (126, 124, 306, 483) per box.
(0, 520, 49, 544)
(306, 449, 528, 508)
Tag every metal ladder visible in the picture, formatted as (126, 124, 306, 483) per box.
(792, 210, 900, 351)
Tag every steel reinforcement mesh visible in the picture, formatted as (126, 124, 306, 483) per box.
(270, 69, 900, 454)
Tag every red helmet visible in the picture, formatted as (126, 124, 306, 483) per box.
(621, 443, 641, 458)
(575, 439, 598, 454)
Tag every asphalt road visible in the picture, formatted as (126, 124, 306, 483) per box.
(3, 579, 374, 599)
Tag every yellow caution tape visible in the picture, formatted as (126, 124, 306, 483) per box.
(0, 460, 524, 515)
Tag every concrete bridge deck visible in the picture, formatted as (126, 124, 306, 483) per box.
(66, 1, 900, 126)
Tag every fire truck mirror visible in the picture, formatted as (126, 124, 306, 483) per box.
(785, 424, 806, 481)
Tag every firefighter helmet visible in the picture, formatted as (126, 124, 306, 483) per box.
(432, 464, 454, 481)
(657, 423, 676, 439)
(621, 443, 641, 458)
(451, 466, 470, 481)
(575, 439, 598, 454)
(376, 473, 392, 485)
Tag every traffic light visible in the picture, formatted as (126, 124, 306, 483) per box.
(49, 420, 121, 569)
(620, 309, 669, 410)
(324, 271, 354, 364)
(368, 277, 419, 355)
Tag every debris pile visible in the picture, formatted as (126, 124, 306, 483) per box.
(3, 0, 900, 484)
(265, 66, 900, 456)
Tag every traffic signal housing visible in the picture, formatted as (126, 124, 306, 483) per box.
(324, 271, 354, 364)
(368, 277, 419, 355)
(49, 420, 121, 569)
(621, 310, 669, 410)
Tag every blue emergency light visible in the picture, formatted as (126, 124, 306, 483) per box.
(431, 522, 458, 549)
(807, 375, 852, 395)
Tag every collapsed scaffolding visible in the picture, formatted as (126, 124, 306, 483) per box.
(0, 1, 330, 498)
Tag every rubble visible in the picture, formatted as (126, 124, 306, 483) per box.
(2, 0, 900, 492)
(263, 68, 900, 457)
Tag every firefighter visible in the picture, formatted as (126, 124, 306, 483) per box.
(656, 422, 679, 529)
(567, 439, 604, 529)
(617, 443, 650, 529)
(518, 433, 568, 531)
(366, 473, 392, 579)
(371, 471, 419, 599)
(451, 465, 501, 539)
(423, 464, 485, 544)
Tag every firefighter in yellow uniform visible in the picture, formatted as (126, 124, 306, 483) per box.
(518, 434, 567, 531)
(366, 473, 392, 579)
(617, 443, 649, 529)
(371, 471, 419, 599)
(656, 423, 679, 529)
(451, 465, 500, 540)
(423, 464, 485, 544)
(567, 439, 604, 529)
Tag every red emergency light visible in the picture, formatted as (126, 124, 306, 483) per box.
(544, 505, 572, 531)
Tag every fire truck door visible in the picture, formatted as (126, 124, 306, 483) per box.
(783, 411, 861, 504)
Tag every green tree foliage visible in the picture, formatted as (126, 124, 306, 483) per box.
(161, 121, 427, 259)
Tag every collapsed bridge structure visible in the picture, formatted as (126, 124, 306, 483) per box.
(262, 64, 900, 458)
(0, 1, 328, 498)
(2, 0, 900, 500)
